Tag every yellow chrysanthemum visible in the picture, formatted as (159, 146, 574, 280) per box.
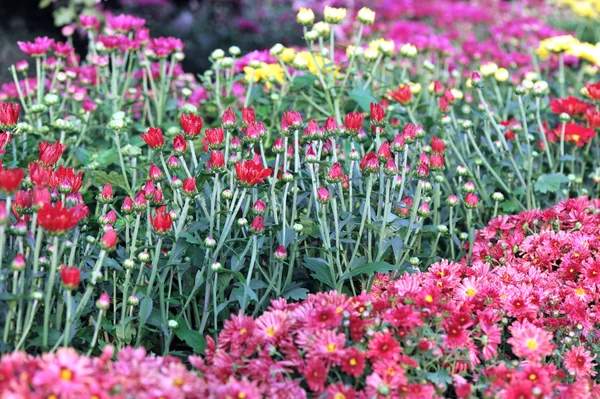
(244, 63, 285, 89)
(536, 35, 580, 59)
(567, 42, 600, 65)
(293, 51, 338, 76)
(280, 48, 296, 64)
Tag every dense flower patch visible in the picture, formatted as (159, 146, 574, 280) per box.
(2, 2, 600, 392)
(3, 197, 600, 397)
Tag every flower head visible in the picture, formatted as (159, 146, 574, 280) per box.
(0, 167, 24, 194)
(61, 266, 81, 290)
(180, 113, 203, 139)
(140, 127, 165, 150)
(0, 102, 20, 129)
(38, 201, 83, 234)
(235, 159, 271, 186)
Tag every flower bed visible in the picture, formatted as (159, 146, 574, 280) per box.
(2, 197, 600, 397)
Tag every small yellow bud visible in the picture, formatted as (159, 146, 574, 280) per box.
(297, 8, 315, 26)
(356, 7, 375, 25)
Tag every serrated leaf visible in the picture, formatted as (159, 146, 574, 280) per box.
(303, 257, 334, 289)
(425, 370, 452, 385)
(283, 287, 309, 300)
(534, 173, 568, 194)
(293, 74, 317, 89)
(349, 88, 377, 112)
(340, 261, 397, 281)
(175, 327, 206, 354)
(92, 171, 127, 191)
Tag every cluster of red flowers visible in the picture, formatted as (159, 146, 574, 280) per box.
(546, 94, 600, 146)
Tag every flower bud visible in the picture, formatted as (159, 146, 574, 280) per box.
(274, 245, 287, 260)
(96, 292, 110, 310)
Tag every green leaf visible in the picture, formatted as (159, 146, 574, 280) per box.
(425, 370, 452, 385)
(283, 287, 309, 300)
(534, 173, 569, 194)
(53, 7, 76, 26)
(501, 198, 520, 213)
(92, 171, 127, 191)
(349, 88, 377, 112)
(340, 262, 397, 281)
(293, 74, 317, 89)
(175, 327, 206, 354)
(303, 257, 335, 289)
(218, 269, 247, 285)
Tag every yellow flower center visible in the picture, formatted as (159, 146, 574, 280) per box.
(60, 369, 72, 381)
(240, 328, 247, 335)
(349, 358, 357, 366)
(466, 288, 477, 297)
(425, 295, 433, 303)
(526, 338, 538, 350)
(326, 343, 336, 353)
(576, 287, 585, 297)
(334, 394, 346, 399)
(238, 393, 247, 399)
(266, 327, 276, 337)
(173, 377, 184, 387)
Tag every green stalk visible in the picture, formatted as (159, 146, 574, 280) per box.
(42, 236, 60, 349)
(135, 237, 163, 346)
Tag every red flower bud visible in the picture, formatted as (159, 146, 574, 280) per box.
(208, 150, 225, 171)
(100, 229, 118, 251)
(173, 134, 187, 155)
(140, 127, 165, 150)
(274, 245, 287, 260)
(0, 167, 25, 194)
(152, 209, 172, 234)
(360, 152, 379, 174)
(317, 187, 330, 204)
(149, 163, 163, 182)
(430, 153, 445, 170)
(283, 110, 303, 128)
(28, 162, 51, 187)
(0, 102, 20, 129)
(249, 215, 264, 234)
(370, 102, 385, 127)
(180, 113, 203, 138)
(431, 137, 446, 153)
(344, 111, 364, 135)
(253, 199, 266, 215)
(100, 184, 114, 202)
(377, 141, 392, 161)
(205, 127, 225, 149)
(117, 197, 132, 216)
(32, 187, 51, 210)
(327, 162, 344, 183)
(324, 116, 339, 136)
(182, 177, 196, 196)
(242, 107, 256, 127)
(61, 266, 81, 290)
(465, 193, 479, 208)
(222, 107, 236, 128)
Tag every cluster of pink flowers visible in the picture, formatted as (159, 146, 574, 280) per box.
(4, 196, 600, 397)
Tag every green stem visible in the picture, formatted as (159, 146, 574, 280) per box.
(135, 237, 163, 346)
(42, 236, 60, 349)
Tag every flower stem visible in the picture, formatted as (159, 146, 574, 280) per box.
(42, 236, 60, 349)
(63, 290, 72, 347)
(87, 310, 104, 356)
(135, 237, 163, 346)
